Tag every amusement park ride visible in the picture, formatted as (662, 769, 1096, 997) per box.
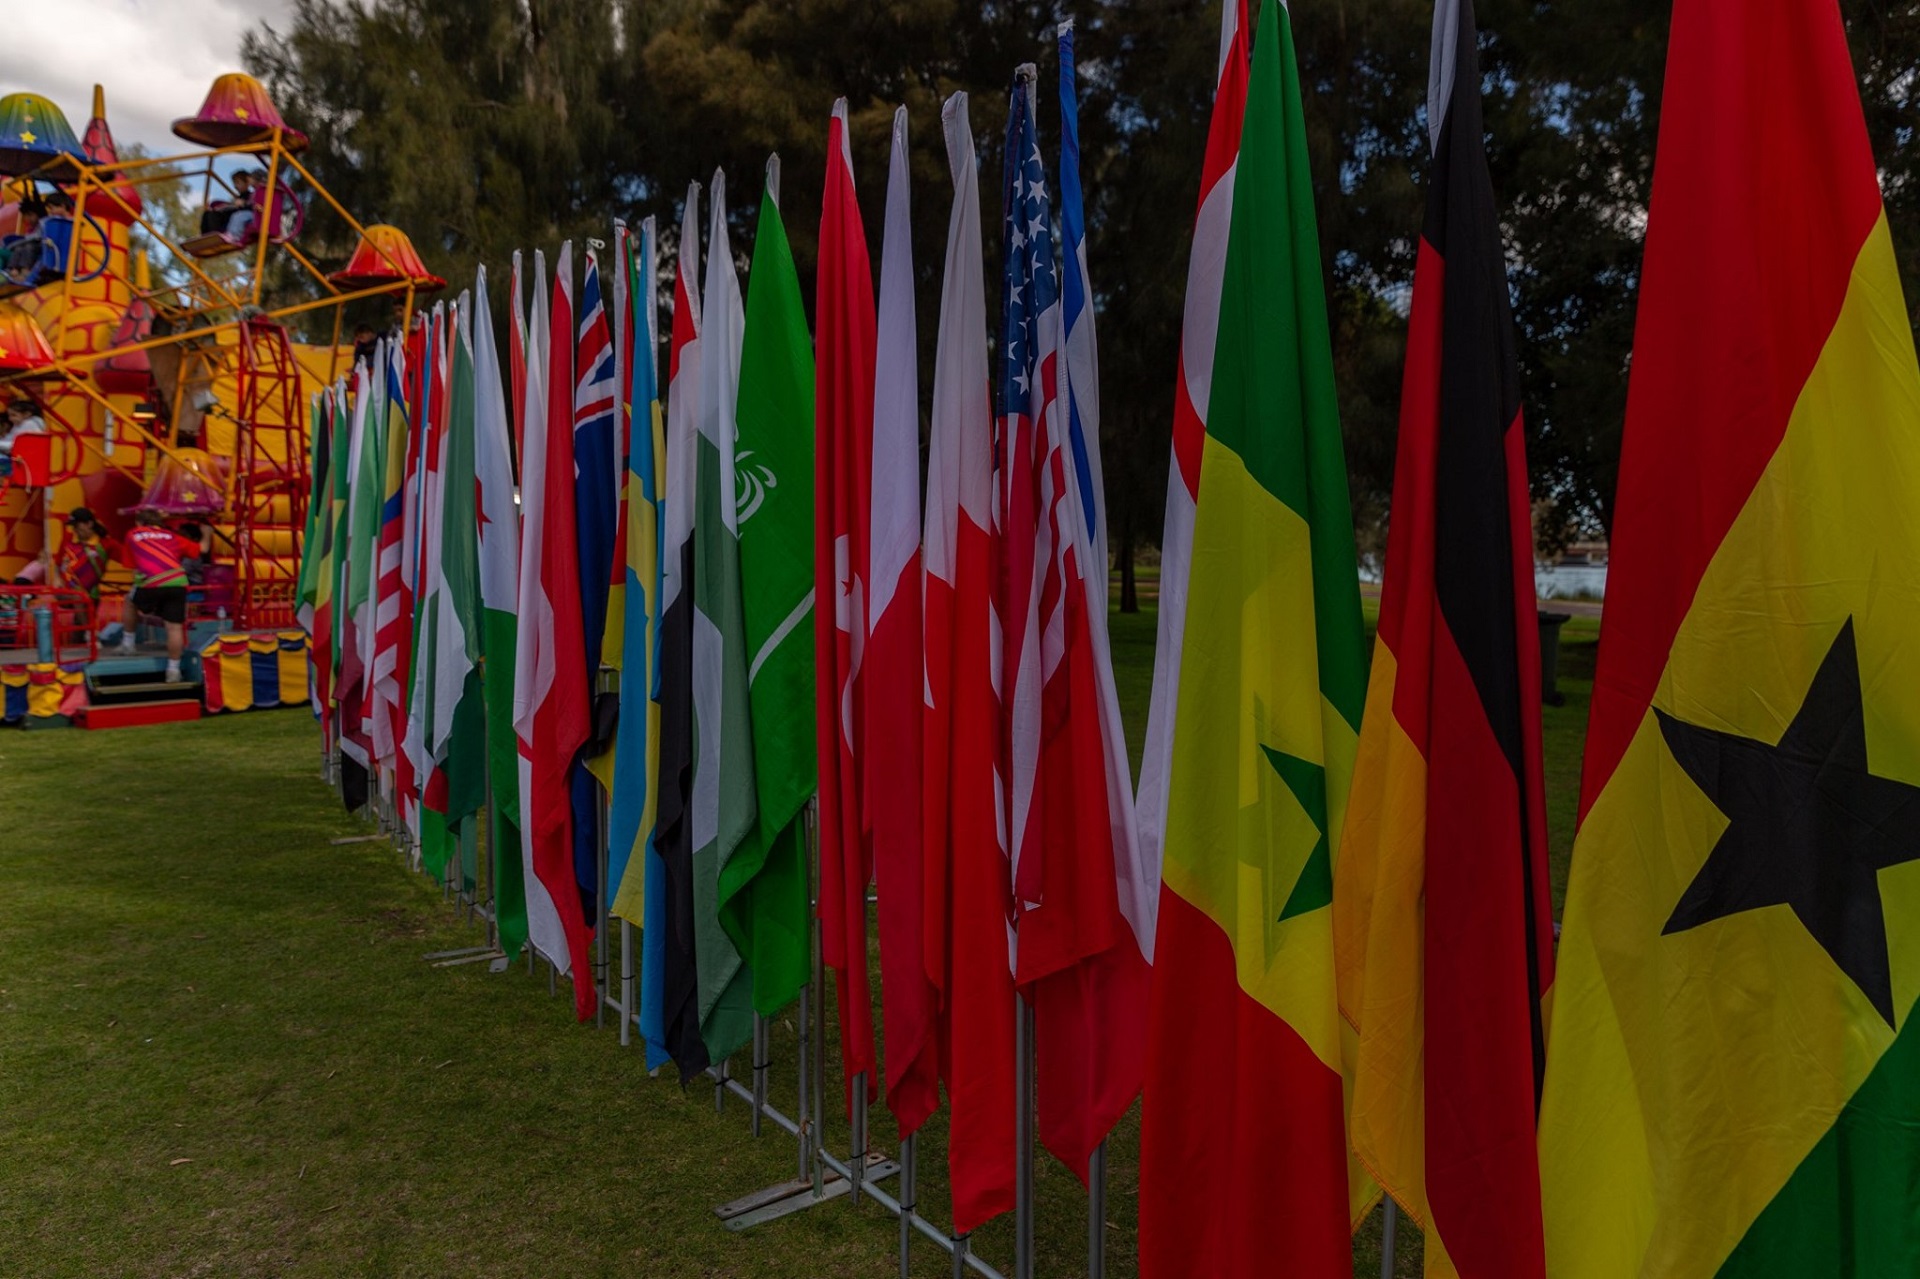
(0, 73, 443, 727)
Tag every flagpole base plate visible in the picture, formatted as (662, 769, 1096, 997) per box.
(423, 947, 504, 968)
(715, 1154, 900, 1232)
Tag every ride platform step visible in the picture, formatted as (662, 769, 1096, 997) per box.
(85, 699, 203, 731)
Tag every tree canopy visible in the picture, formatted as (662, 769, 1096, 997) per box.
(246, 0, 1920, 584)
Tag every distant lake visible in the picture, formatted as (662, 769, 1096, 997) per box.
(1537, 562, 1607, 602)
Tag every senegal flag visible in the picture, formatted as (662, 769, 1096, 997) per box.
(1136, 5, 1373, 1274)
(1537, 1, 1920, 1274)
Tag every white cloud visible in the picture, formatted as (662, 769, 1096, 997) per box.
(0, 0, 294, 156)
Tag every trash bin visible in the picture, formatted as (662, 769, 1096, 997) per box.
(1539, 611, 1571, 707)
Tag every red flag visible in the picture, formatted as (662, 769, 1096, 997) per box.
(924, 90, 1016, 1232)
(814, 99, 880, 1110)
(869, 106, 937, 1136)
(530, 242, 596, 1020)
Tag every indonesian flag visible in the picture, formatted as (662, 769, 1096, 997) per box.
(513, 246, 593, 1015)
(814, 98, 879, 1111)
(924, 89, 1016, 1233)
(1136, 0, 1247, 945)
(998, 64, 1147, 1183)
(869, 106, 937, 1137)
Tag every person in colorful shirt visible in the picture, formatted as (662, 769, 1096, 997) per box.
(119, 511, 207, 683)
(56, 507, 119, 601)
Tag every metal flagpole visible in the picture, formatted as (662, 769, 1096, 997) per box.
(1381, 1199, 1399, 1277)
(797, 797, 814, 1182)
(716, 1057, 729, 1115)
(752, 1014, 769, 1137)
(811, 805, 828, 1201)
(1014, 994, 1035, 1279)
(595, 784, 610, 1030)
(1088, 1139, 1107, 1278)
(851, 1075, 868, 1205)
(619, 919, 635, 1047)
(898, 1134, 917, 1277)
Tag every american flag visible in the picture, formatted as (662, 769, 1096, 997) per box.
(997, 60, 1151, 1179)
(998, 66, 1066, 933)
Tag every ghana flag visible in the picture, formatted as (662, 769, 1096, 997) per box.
(1333, 1, 1553, 1275)
(1536, 1, 1920, 1274)
(1137, 5, 1374, 1274)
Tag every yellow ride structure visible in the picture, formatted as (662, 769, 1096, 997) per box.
(0, 75, 441, 630)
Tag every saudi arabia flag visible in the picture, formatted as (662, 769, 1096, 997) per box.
(1137, 6, 1375, 1273)
(717, 158, 815, 1015)
(691, 168, 756, 1062)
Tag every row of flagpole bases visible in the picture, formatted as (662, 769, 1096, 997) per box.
(316, 735, 1414, 1279)
(324, 733, 1193, 1279)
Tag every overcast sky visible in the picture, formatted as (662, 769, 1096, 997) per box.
(0, 0, 295, 157)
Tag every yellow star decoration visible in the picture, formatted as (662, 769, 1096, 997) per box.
(233, 106, 250, 120)
(0, 347, 11, 360)
(18, 130, 35, 146)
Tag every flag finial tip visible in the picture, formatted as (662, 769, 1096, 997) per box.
(1016, 62, 1039, 85)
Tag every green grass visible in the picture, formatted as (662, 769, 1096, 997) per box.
(0, 604, 1600, 1277)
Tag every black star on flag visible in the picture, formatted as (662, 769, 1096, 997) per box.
(1657, 618, 1920, 1025)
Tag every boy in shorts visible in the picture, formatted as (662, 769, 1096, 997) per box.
(120, 511, 208, 683)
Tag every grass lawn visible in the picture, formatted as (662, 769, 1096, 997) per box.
(0, 604, 1599, 1277)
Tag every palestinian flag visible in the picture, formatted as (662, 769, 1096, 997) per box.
(655, 184, 711, 1079)
(1137, 6, 1373, 1273)
(719, 160, 816, 1017)
(1538, 2, 1920, 1274)
(1333, 2, 1555, 1275)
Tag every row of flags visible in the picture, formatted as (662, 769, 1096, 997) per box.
(293, 0, 1920, 1271)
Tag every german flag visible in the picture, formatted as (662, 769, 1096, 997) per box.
(1537, 1, 1920, 1274)
(1334, 1, 1554, 1276)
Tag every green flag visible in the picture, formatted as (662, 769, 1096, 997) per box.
(428, 297, 488, 887)
(691, 168, 756, 1061)
(719, 162, 816, 1014)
